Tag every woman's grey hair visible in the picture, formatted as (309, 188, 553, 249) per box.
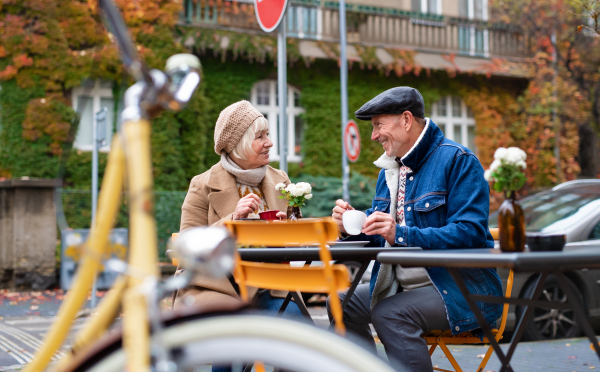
(231, 116, 270, 160)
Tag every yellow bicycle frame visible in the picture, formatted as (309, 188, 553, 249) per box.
(25, 118, 158, 372)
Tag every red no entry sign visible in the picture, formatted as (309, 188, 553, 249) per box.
(344, 120, 361, 163)
(254, 0, 288, 33)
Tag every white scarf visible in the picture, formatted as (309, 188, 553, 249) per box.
(220, 152, 267, 187)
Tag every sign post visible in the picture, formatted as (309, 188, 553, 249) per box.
(344, 120, 361, 163)
(339, 0, 350, 202)
(91, 107, 107, 308)
(254, 0, 289, 172)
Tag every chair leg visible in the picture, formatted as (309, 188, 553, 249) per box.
(429, 344, 437, 356)
(437, 338, 462, 372)
(475, 344, 495, 372)
(254, 361, 266, 372)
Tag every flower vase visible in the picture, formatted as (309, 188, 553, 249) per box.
(498, 192, 525, 252)
(290, 206, 303, 222)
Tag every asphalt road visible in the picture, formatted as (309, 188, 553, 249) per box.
(0, 297, 599, 371)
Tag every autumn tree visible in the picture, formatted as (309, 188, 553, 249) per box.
(493, 0, 600, 178)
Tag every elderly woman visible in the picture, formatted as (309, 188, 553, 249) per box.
(174, 100, 301, 317)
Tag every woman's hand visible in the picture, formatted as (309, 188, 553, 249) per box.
(276, 211, 287, 220)
(361, 212, 396, 245)
(233, 193, 261, 220)
(332, 199, 354, 234)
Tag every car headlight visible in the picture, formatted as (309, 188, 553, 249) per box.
(170, 227, 236, 278)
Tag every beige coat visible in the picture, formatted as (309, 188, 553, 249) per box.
(174, 161, 292, 307)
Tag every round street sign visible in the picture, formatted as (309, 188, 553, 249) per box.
(254, 0, 288, 33)
(344, 120, 361, 163)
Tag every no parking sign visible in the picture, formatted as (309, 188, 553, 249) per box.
(344, 120, 361, 163)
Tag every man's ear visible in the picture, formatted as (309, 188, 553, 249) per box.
(403, 111, 413, 132)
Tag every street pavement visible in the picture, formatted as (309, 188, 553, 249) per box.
(0, 293, 599, 371)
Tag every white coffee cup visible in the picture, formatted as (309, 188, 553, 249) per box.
(342, 210, 368, 235)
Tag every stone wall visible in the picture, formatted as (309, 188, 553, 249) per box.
(0, 178, 60, 290)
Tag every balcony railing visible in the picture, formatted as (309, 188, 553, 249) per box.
(180, 0, 529, 59)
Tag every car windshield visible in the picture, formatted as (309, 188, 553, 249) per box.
(489, 184, 600, 233)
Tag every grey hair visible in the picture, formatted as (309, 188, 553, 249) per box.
(231, 116, 270, 160)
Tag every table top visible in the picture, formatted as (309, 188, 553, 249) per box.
(238, 246, 420, 262)
(376, 248, 600, 272)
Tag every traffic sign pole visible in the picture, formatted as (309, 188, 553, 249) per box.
(254, 0, 289, 173)
(277, 15, 287, 174)
(339, 0, 350, 203)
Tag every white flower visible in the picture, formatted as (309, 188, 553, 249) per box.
(519, 148, 527, 161)
(484, 169, 495, 182)
(494, 147, 508, 161)
(305, 193, 313, 200)
(296, 182, 312, 194)
(517, 160, 527, 169)
(505, 147, 524, 164)
(489, 159, 501, 172)
(286, 184, 304, 197)
(275, 183, 286, 191)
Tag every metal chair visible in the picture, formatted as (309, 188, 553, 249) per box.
(423, 228, 514, 372)
(224, 218, 350, 335)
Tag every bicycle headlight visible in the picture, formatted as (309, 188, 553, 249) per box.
(171, 227, 236, 278)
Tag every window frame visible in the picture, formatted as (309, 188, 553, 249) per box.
(430, 96, 476, 152)
(71, 79, 114, 152)
(250, 80, 305, 163)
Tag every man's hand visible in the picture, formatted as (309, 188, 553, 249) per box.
(233, 193, 261, 220)
(332, 199, 354, 234)
(362, 212, 396, 245)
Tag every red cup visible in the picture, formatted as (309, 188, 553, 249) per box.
(259, 210, 280, 220)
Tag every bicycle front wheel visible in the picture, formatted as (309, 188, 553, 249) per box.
(68, 314, 393, 372)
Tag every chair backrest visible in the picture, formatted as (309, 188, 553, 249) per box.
(490, 227, 499, 240)
(225, 218, 347, 335)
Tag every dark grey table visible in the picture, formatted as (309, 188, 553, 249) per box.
(237, 246, 419, 323)
(377, 248, 600, 372)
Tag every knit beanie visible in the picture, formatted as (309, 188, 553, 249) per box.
(214, 100, 264, 155)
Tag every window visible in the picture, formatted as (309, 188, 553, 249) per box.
(287, 5, 319, 39)
(412, 0, 441, 14)
(430, 96, 476, 151)
(72, 79, 116, 151)
(250, 80, 305, 162)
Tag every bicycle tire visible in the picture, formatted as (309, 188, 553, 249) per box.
(67, 314, 394, 372)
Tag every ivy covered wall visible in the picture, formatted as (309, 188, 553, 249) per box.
(0, 0, 583, 212)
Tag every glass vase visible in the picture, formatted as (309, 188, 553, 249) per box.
(498, 192, 525, 252)
(290, 206, 303, 222)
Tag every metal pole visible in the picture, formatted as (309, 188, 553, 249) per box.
(91, 107, 107, 308)
(278, 15, 288, 174)
(339, 0, 350, 202)
(552, 30, 560, 183)
(91, 110, 99, 308)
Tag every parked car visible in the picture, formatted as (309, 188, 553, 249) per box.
(490, 179, 600, 340)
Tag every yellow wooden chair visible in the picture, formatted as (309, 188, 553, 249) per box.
(424, 227, 515, 372)
(224, 218, 350, 336)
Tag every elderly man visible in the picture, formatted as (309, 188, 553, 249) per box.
(329, 87, 503, 372)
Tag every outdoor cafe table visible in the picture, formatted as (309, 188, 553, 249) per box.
(237, 246, 419, 322)
(376, 248, 600, 372)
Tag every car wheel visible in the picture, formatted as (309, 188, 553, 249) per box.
(516, 274, 583, 341)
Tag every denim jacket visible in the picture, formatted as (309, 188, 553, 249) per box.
(349, 118, 503, 335)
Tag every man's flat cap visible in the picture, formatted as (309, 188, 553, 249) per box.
(355, 86, 425, 121)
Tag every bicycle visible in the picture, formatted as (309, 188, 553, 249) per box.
(23, 1, 396, 371)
